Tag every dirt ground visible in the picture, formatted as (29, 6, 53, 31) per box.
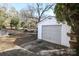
(0, 30, 37, 52)
(0, 30, 71, 56)
(0, 36, 16, 52)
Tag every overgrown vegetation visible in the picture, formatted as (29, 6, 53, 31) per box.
(0, 4, 54, 30)
(10, 17, 19, 30)
(54, 3, 79, 55)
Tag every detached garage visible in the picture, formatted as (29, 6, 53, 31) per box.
(37, 16, 71, 47)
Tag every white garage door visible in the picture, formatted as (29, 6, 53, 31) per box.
(42, 25, 62, 44)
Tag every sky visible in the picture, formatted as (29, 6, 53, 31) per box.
(11, 3, 27, 11)
(11, 3, 55, 16)
(0, 3, 55, 16)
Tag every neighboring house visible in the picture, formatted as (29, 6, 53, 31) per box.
(37, 16, 71, 47)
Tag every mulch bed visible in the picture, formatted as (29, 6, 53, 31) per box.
(14, 32, 37, 45)
(0, 30, 73, 56)
(0, 49, 36, 56)
(20, 40, 68, 53)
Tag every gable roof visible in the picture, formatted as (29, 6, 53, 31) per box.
(38, 16, 56, 24)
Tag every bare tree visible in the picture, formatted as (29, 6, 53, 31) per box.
(28, 3, 54, 22)
(36, 3, 54, 22)
(20, 8, 34, 21)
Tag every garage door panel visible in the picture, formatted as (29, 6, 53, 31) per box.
(42, 25, 61, 44)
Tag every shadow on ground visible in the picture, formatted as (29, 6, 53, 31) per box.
(0, 30, 73, 56)
(14, 32, 37, 46)
(0, 49, 36, 56)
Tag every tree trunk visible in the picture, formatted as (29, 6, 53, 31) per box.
(11, 26, 12, 30)
(75, 30, 79, 55)
(69, 31, 79, 55)
(68, 30, 79, 55)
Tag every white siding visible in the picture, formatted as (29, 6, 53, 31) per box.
(38, 17, 60, 25)
(61, 24, 71, 47)
(38, 25, 42, 39)
(42, 25, 61, 45)
(38, 17, 61, 39)
(37, 17, 71, 47)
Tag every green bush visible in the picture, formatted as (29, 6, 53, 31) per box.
(10, 17, 19, 30)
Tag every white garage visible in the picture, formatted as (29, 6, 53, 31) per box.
(37, 16, 71, 47)
(42, 25, 61, 45)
